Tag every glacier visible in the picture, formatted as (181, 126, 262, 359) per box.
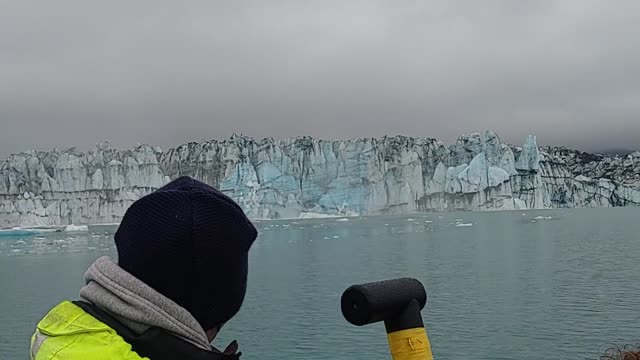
(1, 131, 639, 227)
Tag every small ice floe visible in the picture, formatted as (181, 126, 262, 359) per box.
(533, 216, 553, 220)
(521, 213, 527, 216)
(425, 220, 433, 223)
(65, 225, 88, 232)
(407, 218, 415, 221)
(456, 223, 473, 227)
(16, 240, 26, 244)
(333, 235, 340, 239)
(336, 218, 350, 222)
(384, 224, 390, 226)
(323, 236, 330, 240)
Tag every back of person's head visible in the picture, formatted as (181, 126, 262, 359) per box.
(114, 176, 257, 332)
(601, 344, 640, 360)
(619, 351, 640, 360)
(610, 351, 640, 360)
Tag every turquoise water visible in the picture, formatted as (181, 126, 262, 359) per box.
(2, 208, 640, 359)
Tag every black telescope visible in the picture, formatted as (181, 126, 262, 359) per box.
(341, 278, 433, 360)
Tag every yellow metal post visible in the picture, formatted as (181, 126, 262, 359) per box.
(341, 278, 434, 360)
(387, 327, 433, 360)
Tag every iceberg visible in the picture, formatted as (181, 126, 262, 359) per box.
(456, 223, 473, 227)
(65, 224, 89, 232)
(297, 212, 341, 219)
(1, 131, 639, 227)
(533, 216, 553, 220)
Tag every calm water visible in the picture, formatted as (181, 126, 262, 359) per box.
(2, 208, 640, 359)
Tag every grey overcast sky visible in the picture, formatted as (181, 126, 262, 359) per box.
(1, 0, 640, 159)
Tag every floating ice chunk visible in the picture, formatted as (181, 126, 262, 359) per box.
(333, 235, 340, 239)
(66, 225, 88, 232)
(16, 240, 26, 244)
(533, 216, 552, 220)
(425, 220, 433, 223)
(298, 212, 341, 219)
(407, 218, 415, 221)
(456, 223, 473, 227)
(336, 218, 350, 222)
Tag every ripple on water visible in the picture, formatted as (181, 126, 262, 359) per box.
(4, 209, 640, 360)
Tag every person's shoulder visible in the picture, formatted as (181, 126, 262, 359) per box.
(31, 301, 148, 360)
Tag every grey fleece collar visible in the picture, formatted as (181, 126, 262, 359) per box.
(79, 256, 212, 351)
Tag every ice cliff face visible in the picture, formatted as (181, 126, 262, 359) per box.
(1, 132, 639, 226)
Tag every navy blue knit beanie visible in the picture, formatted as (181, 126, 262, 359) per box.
(115, 176, 257, 331)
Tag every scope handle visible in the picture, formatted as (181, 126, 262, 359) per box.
(341, 278, 434, 360)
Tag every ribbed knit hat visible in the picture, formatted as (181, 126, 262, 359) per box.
(114, 176, 257, 331)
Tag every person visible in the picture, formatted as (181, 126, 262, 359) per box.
(30, 176, 258, 359)
(601, 345, 640, 360)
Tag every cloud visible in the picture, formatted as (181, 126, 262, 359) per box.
(1, 0, 639, 158)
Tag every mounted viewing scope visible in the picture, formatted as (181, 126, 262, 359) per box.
(341, 278, 433, 360)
